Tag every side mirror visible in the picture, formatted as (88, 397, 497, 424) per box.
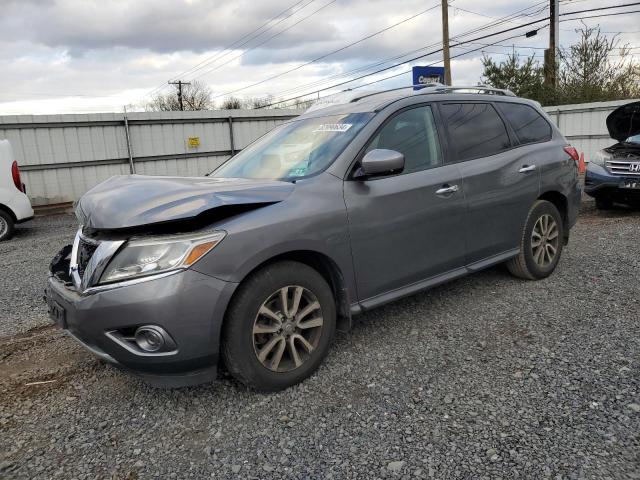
(359, 149, 405, 177)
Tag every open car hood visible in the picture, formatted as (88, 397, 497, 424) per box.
(606, 101, 640, 142)
(76, 175, 294, 230)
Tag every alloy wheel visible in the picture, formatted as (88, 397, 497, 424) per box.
(531, 214, 559, 267)
(0, 216, 7, 239)
(252, 286, 324, 372)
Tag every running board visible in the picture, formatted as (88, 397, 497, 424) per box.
(354, 248, 519, 313)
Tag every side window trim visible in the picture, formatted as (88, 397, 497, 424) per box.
(436, 101, 515, 164)
(348, 103, 445, 179)
(494, 101, 553, 147)
(490, 101, 519, 146)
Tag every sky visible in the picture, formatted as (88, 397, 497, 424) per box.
(0, 0, 638, 115)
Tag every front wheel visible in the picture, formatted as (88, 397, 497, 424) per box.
(0, 210, 15, 242)
(507, 200, 564, 280)
(221, 261, 336, 391)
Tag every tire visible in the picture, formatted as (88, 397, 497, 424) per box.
(221, 261, 336, 392)
(507, 200, 564, 280)
(0, 210, 15, 242)
(595, 196, 613, 210)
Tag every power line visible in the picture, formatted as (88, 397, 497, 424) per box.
(559, 2, 640, 16)
(450, 2, 547, 42)
(218, 1, 640, 108)
(175, 0, 312, 80)
(211, 3, 441, 100)
(261, 2, 550, 100)
(143, 0, 314, 98)
(259, 16, 552, 108)
(349, 30, 548, 91)
(347, 6, 640, 92)
(255, 2, 552, 105)
(207, 1, 547, 102)
(560, 9, 640, 21)
(189, 0, 338, 83)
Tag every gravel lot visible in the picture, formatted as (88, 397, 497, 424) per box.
(1, 200, 639, 479)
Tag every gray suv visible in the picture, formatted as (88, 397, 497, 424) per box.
(45, 87, 582, 391)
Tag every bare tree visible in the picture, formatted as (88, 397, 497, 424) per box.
(146, 81, 213, 111)
(220, 96, 243, 109)
(247, 96, 275, 109)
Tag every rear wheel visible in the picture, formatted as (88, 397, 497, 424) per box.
(595, 196, 614, 210)
(507, 200, 564, 280)
(221, 261, 336, 391)
(0, 210, 15, 242)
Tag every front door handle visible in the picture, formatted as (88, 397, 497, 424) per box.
(435, 184, 459, 196)
(519, 165, 536, 173)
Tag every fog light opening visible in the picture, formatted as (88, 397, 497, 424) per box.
(134, 326, 166, 352)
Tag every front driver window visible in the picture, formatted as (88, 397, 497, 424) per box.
(366, 105, 442, 174)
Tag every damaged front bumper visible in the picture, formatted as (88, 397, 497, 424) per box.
(45, 246, 238, 388)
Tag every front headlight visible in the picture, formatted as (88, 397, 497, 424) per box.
(100, 230, 225, 284)
(592, 150, 612, 167)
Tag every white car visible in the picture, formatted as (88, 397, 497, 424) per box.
(0, 140, 34, 241)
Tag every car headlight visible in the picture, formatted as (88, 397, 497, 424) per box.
(100, 230, 226, 284)
(592, 150, 612, 167)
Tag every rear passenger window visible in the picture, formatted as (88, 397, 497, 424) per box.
(365, 105, 442, 173)
(440, 103, 511, 161)
(497, 102, 552, 144)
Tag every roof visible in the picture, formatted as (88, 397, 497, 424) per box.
(298, 85, 525, 119)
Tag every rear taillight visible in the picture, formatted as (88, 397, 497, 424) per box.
(564, 145, 585, 173)
(563, 146, 579, 162)
(11, 161, 24, 192)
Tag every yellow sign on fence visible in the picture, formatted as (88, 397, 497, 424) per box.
(188, 137, 200, 148)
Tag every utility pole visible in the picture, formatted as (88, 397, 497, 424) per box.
(441, 0, 452, 85)
(544, 0, 559, 87)
(168, 80, 191, 111)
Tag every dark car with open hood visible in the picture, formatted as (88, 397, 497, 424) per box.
(585, 101, 640, 209)
(45, 86, 582, 391)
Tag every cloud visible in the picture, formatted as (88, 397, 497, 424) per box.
(0, 0, 637, 113)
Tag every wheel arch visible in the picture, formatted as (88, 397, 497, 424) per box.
(0, 203, 17, 222)
(227, 250, 352, 332)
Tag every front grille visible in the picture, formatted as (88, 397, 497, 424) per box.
(606, 154, 640, 176)
(76, 237, 98, 278)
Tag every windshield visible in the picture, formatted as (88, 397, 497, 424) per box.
(625, 134, 640, 144)
(211, 113, 373, 181)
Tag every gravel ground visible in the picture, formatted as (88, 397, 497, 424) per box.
(0, 214, 77, 337)
(1, 200, 639, 479)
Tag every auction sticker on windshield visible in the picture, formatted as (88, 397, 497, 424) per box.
(313, 124, 353, 133)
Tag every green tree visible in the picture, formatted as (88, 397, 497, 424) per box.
(481, 51, 546, 101)
(480, 26, 640, 105)
(557, 26, 640, 104)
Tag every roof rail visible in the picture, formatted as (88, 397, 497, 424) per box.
(304, 84, 517, 113)
(345, 84, 516, 104)
(426, 85, 516, 96)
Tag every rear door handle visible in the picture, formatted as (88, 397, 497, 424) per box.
(519, 165, 536, 173)
(435, 184, 459, 196)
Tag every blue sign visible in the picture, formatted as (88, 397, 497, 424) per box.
(412, 66, 446, 89)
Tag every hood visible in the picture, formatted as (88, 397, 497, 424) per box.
(76, 175, 294, 230)
(606, 101, 640, 142)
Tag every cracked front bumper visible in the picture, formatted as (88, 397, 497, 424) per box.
(45, 268, 238, 388)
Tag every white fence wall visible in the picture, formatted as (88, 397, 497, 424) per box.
(0, 109, 301, 206)
(0, 99, 636, 206)
(543, 99, 639, 162)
